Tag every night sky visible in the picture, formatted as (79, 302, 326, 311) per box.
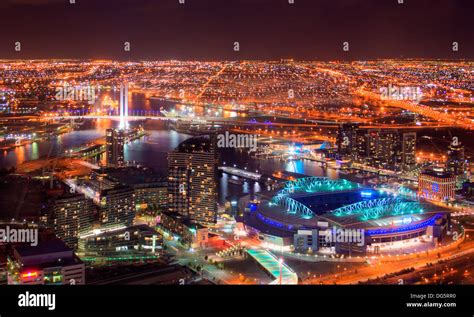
(0, 0, 472, 60)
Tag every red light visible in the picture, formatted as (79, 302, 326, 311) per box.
(21, 271, 38, 279)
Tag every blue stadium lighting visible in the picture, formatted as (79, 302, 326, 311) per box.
(366, 214, 442, 235)
(270, 177, 361, 218)
(257, 212, 294, 231)
(331, 198, 423, 220)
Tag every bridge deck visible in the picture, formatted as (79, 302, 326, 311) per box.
(246, 248, 298, 284)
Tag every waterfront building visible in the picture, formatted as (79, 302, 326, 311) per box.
(106, 128, 125, 168)
(338, 126, 416, 172)
(336, 123, 359, 158)
(168, 135, 218, 225)
(49, 193, 94, 250)
(238, 177, 450, 255)
(418, 168, 456, 201)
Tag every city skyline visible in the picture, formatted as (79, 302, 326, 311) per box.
(0, 1, 473, 313)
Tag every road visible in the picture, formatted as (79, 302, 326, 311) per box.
(308, 237, 474, 285)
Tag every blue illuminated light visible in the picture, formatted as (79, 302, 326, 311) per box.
(366, 214, 441, 236)
(256, 212, 293, 231)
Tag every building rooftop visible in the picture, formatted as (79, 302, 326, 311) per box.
(420, 168, 455, 178)
(176, 135, 214, 153)
(15, 239, 72, 258)
(102, 167, 167, 185)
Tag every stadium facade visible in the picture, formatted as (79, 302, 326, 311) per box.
(239, 177, 450, 255)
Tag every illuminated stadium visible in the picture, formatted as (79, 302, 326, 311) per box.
(240, 177, 451, 254)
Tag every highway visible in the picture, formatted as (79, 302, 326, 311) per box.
(307, 236, 474, 285)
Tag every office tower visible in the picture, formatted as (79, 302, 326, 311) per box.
(336, 123, 359, 158)
(50, 193, 94, 250)
(168, 135, 218, 225)
(353, 129, 369, 163)
(99, 185, 135, 229)
(375, 130, 400, 170)
(345, 128, 414, 172)
(446, 142, 465, 176)
(401, 132, 417, 170)
(8, 240, 85, 285)
(106, 128, 125, 168)
(418, 168, 456, 201)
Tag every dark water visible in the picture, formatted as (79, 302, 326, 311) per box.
(0, 91, 339, 205)
(0, 129, 106, 168)
(0, 120, 338, 205)
(217, 148, 340, 205)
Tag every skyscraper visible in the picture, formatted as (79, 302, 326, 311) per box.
(374, 130, 400, 170)
(99, 185, 135, 229)
(106, 128, 125, 168)
(446, 141, 465, 176)
(401, 132, 417, 170)
(168, 135, 218, 225)
(338, 127, 416, 172)
(50, 193, 94, 250)
(336, 123, 359, 158)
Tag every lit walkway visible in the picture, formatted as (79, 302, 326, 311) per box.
(246, 249, 298, 284)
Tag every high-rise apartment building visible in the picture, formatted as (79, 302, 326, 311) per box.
(99, 186, 135, 229)
(337, 126, 416, 171)
(168, 136, 218, 225)
(50, 193, 94, 250)
(106, 128, 125, 168)
(402, 132, 417, 169)
(336, 123, 359, 158)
